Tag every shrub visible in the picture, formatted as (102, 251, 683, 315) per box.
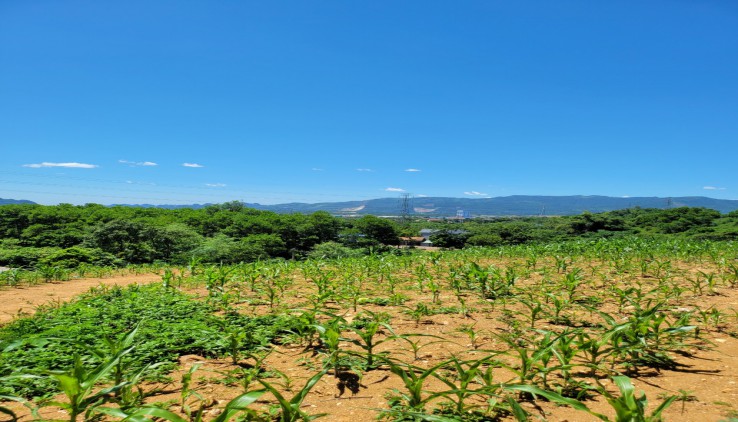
(308, 242, 364, 260)
(0, 247, 59, 268)
(38, 247, 122, 269)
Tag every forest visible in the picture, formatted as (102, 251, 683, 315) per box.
(0, 202, 736, 270)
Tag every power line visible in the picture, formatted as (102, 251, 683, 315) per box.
(399, 193, 412, 225)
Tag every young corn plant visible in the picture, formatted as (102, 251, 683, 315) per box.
(314, 319, 346, 378)
(406, 303, 433, 327)
(44, 350, 133, 422)
(496, 330, 560, 387)
(597, 376, 677, 421)
(562, 267, 583, 302)
(180, 363, 206, 420)
(550, 329, 590, 398)
(544, 292, 572, 325)
(456, 323, 486, 350)
(612, 302, 697, 371)
(575, 328, 622, 376)
(505, 375, 676, 422)
(516, 295, 545, 329)
(427, 278, 441, 304)
(217, 320, 267, 366)
(339, 273, 364, 312)
(345, 313, 395, 370)
(379, 357, 456, 416)
(392, 333, 446, 361)
(431, 355, 501, 417)
(258, 369, 328, 422)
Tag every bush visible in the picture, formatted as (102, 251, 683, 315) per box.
(308, 241, 364, 260)
(466, 234, 504, 247)
(38, 246, 122, 269)
(0, 247, 59, 268)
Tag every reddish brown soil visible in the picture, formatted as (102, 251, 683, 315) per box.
(2, 260, 738, 421)
(0, 273, 160, 325)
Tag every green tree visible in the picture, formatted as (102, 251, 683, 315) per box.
(84, 220, 157, 264)
(353, 215, 400, 246)
(429, 229, 469, 248)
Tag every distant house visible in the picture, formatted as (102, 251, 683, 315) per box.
(400, 236, 424, 246)
(419, 229, 468, 247)
(419, 229, 435, 246)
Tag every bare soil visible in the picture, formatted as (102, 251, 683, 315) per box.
(2, 261, 738, 421)
(0, 273, 159, 325)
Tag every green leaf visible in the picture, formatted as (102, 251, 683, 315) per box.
(504, 384, 610, 421)
(52, 374, 81, 398)
(213, 389, 267, 422)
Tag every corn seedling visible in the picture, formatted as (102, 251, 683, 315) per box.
(380, 357, 456, 414)
(258, 369, 328, 422)
(45, 350, 133, 422)
(456, 323, 485, 350)
(392, 333, 446, 361)
(431, 355, 500, 417)
(345, 312, 395, 370)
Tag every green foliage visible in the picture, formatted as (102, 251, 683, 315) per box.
(465, 233, 503, 247)
(258, 370, 328, 422)
(351, 215, 400, 246)
(38, 246, 122, 269)
(308, 242, 364, 260)
(0, 246, 60, 268)
(429, 230, 469, 248)
(190, 234, 242, 263)
(0, 234, 734, 420)
(0, 284, 305, 399)
(2, 202, 737, 268)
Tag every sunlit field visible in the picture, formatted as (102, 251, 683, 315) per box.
(2, 237, 738, 421)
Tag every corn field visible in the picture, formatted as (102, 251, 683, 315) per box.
(1, 237, 738, 421)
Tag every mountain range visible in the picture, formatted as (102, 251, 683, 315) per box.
(242, 195, 738, 216)
(125, 195, 738, 216)
(0, 198, 36, 206)
(5, 195, 738, 216)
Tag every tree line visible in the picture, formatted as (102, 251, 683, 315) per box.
(0, 201, 735, 269)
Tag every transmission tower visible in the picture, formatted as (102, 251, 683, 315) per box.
(399, 193, 412, 225)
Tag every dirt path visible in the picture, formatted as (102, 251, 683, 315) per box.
(0, 274, 161, 325)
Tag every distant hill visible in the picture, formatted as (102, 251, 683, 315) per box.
(0, 198, 36, 205)
(114, 195, 738, 216)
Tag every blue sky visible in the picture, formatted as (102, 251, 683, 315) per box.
(1, 1, 737, 205)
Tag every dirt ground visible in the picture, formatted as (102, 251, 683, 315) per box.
(0, 273, 159, 325)
(2, 263, 738, 421)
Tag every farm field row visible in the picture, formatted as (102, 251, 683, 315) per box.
(2, 237, 738, 421)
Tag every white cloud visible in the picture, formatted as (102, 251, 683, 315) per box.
(405, 168, 421, 172)
(23, 162, 98, 169)
(703, 186, 726, 190)
(119, 159, 157, 167)
(416, 194, 428, 197)
(311, 168, 324, 172)
(385, 187, 405, 192)
(182, 163, 204, 168)
(464, 191, 488, 196)
(356, 168, 373, 172)
(205, 183, 227, 187)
